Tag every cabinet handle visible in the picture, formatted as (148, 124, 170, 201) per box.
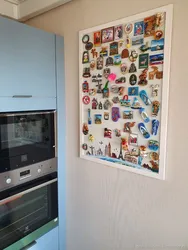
(12, 95, 32, 98)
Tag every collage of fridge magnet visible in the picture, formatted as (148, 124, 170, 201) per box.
(79, 5, 173, 179)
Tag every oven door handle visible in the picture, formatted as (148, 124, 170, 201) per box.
(0, 178, 57, 205)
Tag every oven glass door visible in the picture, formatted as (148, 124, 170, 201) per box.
(0, 111, 55, 173)
(0, 173, 58, 250)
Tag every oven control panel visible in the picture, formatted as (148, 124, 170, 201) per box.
(0, 158, 57, 192)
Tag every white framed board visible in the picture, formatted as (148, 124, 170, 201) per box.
(79, 5, 173, 180)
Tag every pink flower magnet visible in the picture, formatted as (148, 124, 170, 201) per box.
(108, 73, 116, 82)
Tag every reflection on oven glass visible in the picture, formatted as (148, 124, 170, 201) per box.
(1, 115, 50, 150)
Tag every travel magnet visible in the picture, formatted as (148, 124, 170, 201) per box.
(82, 95, 90, 105)
(152, 101, 160, 117)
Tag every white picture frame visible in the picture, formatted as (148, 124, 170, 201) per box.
(79, 5, 173, 180)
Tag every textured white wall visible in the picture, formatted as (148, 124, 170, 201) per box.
(27, 0, 188, 249)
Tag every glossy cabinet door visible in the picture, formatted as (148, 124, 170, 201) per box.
(0, 17, 56, 98)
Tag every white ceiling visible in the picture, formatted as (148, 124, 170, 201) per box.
(0, 0, 72, 20)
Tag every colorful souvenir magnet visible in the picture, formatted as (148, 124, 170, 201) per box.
(96, 82, 103, 94)
(82, 81, 89, 93)
(120, 95, 131, 107)
(144, 15, 156, 37)
(82, 95, 90, 105)
(85, 42, 93, 51)
(114, 25, 123, 40)
(115, 76, 126, 84)
(126, 36, 131, 48)
(150, 54, 164, 65)
(124, 23, 133, 34)
(104, 112, 109, 120)
(151, 84, 160, 97)
(120, 63, 128, 74)
(156, 12, 165, 27)
(121, 49, 129, 59)
(129, 74, 137, 85)
(105, 57, 114, 66)
(138, 123, 150, 139)
(95, 114, 102, 124)
(82, 123, 89, 135)
(123, 111, 133, 119)
(97, 56, 103, 70)
(129, 50, 138, 62)
(139, 108, 150, 123)
(100, 47, 108, 57)
(114, 129, 121, 137)
(112, 107, 120, 122)
(139, 90, 152, 105)
(139, 146, 148, 158)
(104, 128, 112, 138)
(128, 87, 139, 96)
(129, 63, 137, 73)
(132, 35, 144, 46)
(121, 137, 129, 151)
(90, 60, 95, 71)
(82, 51, 90, 64)
(138, 69, 148, 86)
(114, 55, 121, 65)
(129, 133, 138, 146)
(134, 21, 144, 36)
(83, 67, 91, 78)
(103, 99, 112, 110)
(151, 38, 164, 51)
(150, 152, 159, 161)
(112, 96, 120, 104)
(149, 66, 158, 80)
(131, 97, 142, 109)
(103, 68, 111, 79)
(98, 102, 103, 110)
(88, 108, 92, 125)
(152, 119, 159, 136)
(138, 156, 143, 165)
(119, 40, 124, 47)
(150, 160, 159, 173)
(110, 42, 118, 55)
(139, 54, 149, 69)
(124, 122, 136, 133)
(148, 140, 159, 151)
(139, 41, 150, 52)
(155, 30, 163, 40)
(82, 34, 89, 44)
(111, 85, 119, 94)
(101, 27, 114, 43)
(103, 84, 109, 98)
(92, 98, 98, 109)
(91, 48, 98, 58)
(88, 134, 94, 142)
(94, 31, 101, 46)
(82, 143, 88, 150)
(152, 101, 160, 117)
(118, 86, 125, 96)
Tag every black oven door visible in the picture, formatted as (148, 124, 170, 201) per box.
(0, 172, 58, 250)
(0, 111, 55, 174)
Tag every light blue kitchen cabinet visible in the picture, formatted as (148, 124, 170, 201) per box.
(0, 16, 56, 98)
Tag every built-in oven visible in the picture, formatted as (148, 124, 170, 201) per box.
(0, 172, 58, 250)
(0, 110, 57, 192)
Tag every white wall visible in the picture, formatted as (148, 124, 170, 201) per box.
(27, 0, 188, 249)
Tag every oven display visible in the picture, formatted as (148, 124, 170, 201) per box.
(20, 170, 30, 177)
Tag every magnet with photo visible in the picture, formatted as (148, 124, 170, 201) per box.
(129, 133, 138, 146)
(128, 87, 139, 96)
(132, 35, 144, 46)
(114, 55, 121, 65)
(134, 21, 144, 36)
(110, 42, 118, 55)
(101, 27, 114, 43)
(144, 15, 156, 37)
(94, 31, 101, 46)
(151, 39, 164, 51)
(139, 53, 149, 69)
(150, 53, 164, 65)
(82, 51, 90, 64)
(114, 25, 123, 40)
(124, 23, 133, 34)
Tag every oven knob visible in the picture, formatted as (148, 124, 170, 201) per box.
(6, 178, 12, 184)
(38, 168, 42, 173)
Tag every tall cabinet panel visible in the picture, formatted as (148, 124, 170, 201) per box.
(0, 17, 56, 98)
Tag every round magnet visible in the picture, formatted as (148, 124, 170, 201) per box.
(124, 23, 133, 34)
(155, 30, 163, 40)
(120, 63, 128, 74)
(82, 143, 88, 150)
(129, 74, 137, 86)
(82, 95, 90, 105)
(82, 34, 89, 44)
(85, 42, 93, 50)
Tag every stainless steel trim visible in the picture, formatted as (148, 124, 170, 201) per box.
(54, 111, 57, 157)
(0, 158, 57, 192)
(0, 110, 56, 117)
(12, 95, 33, 98)
(21, 241, 37, 250)
(0, 178, 57, 205)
